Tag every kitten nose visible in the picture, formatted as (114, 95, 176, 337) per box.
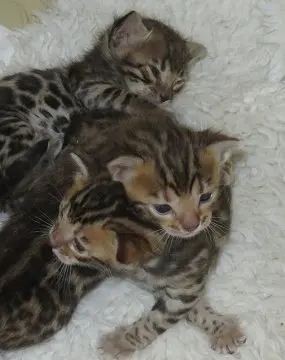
(181, 215, 200, 233)
(50, 228, 65, 248)
(183, 223, 199, 232)
(160, 94, 170, 103)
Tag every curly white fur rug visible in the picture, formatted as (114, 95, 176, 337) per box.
(1, 0, 285, 359)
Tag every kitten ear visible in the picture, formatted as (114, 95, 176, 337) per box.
(107, 156, 143, 183)
(70, 152, 89, 182)
(110, 11, 152, 57)
(65, 153, 90, 199)
(187, 41, 207, 67)
(206, 140, 239, 165)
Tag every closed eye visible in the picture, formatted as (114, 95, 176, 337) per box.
(149, 65, 160, 79)
(128, 73, 151, 84)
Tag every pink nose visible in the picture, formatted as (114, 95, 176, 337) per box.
(50, 228, 65, 248)
(181, 214, 200, 233)
(183, 222, 199, 233)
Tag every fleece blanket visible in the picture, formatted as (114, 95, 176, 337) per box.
(0, 0, 285, 359)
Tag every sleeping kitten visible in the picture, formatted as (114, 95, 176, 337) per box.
(48, 110, 246, 355)
(0, 10, 206, 208)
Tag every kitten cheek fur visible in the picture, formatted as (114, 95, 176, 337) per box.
(74, 226, 119, 264)
(124, 162, 161, 203)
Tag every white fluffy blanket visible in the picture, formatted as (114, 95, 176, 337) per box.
(1, 0, 285, 359)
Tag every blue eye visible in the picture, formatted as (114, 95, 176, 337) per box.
(199, 192, 212, 203)
(153, 204, 172, 214)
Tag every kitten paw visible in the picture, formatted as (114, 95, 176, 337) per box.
(100, 327, 136, 359)
(211, 322, 246, 354)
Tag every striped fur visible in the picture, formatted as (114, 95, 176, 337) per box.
(50, 110, 246, 355)
(0, 11, 206, 209)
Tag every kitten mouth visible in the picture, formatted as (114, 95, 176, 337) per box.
(116, 238, 125, 263)
(142, 93, 161, 105)
(52, 247, 77, 265)
(163, 226, 203, 239)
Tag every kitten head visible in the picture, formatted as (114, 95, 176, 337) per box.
(52, 224, 119, 266)
(52, 222, 154, 268)
(49, 153, 128, 248)
(49, 127, 239, 247)
(107, 11, 206, 103)
(107, 132, 238, 239)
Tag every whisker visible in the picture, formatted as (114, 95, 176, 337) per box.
(210, 221, 228, 234)
(49, 183, 64, 199)
(47, 191, 62, 204)
(209, 224, 225, 238)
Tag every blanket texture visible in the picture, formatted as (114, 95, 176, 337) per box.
(0, 0, 285, 359)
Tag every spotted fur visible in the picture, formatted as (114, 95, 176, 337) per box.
(0, 11, 206, 208)
(49, 110, 246, 355)
(0, 150, 108, 350)
(0, 148, 160, 350)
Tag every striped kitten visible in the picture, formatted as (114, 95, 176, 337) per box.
(0, 11, 206, 207)
(51, 155, 155, 268)
(0, 150, 110, 350)
(0, 149, 156, 350)
(49, 112, 246, 355)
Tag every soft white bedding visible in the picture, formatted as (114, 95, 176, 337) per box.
(0, 0, 285, 359)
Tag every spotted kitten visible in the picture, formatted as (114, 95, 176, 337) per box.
(0, 10, 206, 206)
(49, 110, 246, 355)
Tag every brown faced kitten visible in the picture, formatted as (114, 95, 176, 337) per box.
(48, 109, 246, 356)
(0, 10, 206, 208)
(53, 218, 154, 268)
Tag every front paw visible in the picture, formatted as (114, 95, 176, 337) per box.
(100, 326, 137, 359)
(211, 321, 246, 354)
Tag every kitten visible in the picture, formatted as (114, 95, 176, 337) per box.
(0, 150, 119, 350)
(0, 10, 206, 207)
(48, 110, 246, 355)
(0, 146, 166, 350)
(51, 155, 155, 267)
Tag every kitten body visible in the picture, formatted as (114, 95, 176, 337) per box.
(0, 108, 245, 353)
(0, 148, 157, 350)
(0, 11, 205, 208)
(0, 149, 109, 350)
(49, 110, 246, 355)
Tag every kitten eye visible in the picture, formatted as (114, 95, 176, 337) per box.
(153, 204, 172, 214)
(199, 192, 212, 203)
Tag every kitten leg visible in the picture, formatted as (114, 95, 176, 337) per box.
(76, 84, 156, 114)
(101, 286, 202, 356)
(186, 299, 246, 354)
